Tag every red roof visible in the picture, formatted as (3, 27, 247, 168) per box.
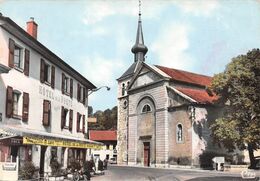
(155, 65, 212, 87)
(89, 130, 117, 141)
(175, 87, 218, 104)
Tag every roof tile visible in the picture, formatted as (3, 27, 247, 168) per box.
(89, 130, 117, 141)
(155, 65, 212, 87)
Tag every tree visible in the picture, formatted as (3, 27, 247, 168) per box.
(210, 49, 260, 168)
(88, 106, 117, 130)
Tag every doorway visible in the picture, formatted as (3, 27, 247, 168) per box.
(39, 146, 47, 175)
(143, 142, 150, 167)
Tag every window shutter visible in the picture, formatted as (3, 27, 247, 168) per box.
(83, 87, 86, 105)
(61, 106, 65, 129)
(61, 73, 65, 94)
(8, 39, 15, 68)
(77, 112, 80, 132)
(42, 100, 50, 126)
(40, 59, 45, 83)
(77, 83, 80, 101)
(6, 86, 13, 118)
(69, 109, 73, 131)
(70, 79, 73, 98)
(24, 49, 30, 76)
(82, 115, 85, 134)
(51, 66, 55, 89)
(22, 92, 29, 122)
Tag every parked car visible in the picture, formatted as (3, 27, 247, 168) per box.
(108, 157, 117, 164)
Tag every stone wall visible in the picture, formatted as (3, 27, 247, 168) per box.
(117, 97, 128, 164)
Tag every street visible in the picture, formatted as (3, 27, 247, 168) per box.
(91, 165, 260, 181)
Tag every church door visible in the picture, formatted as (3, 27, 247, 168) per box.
(143, 142, 150, 167)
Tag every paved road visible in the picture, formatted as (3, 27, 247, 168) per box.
(91, 165, 260, 181)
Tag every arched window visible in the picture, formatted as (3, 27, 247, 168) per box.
(177, 124, 183, 143)
(142, 104, 151, 113)
(122, 83, 125, 96)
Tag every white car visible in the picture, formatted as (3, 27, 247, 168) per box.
(108, 157, 117, 164)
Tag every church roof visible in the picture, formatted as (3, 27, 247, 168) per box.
(117, 62, 138, 80)
(89, 130, 117, 141)
(175, 87, 218, 104)
(155, 65, 212, 87)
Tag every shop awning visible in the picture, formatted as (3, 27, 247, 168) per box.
(0, 125, 103, 149)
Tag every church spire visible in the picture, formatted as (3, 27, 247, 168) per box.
(131, 0, 148, 62)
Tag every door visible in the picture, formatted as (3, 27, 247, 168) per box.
(39, 146, 47, 175)
(143, 142, 150, 167)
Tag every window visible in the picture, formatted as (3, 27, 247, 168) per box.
(6, 87, 29, 121)
(77, 113, 85, 133)
(79, 115, 83, 130)
(13, 92, 19, 115)
(177, 124, 183, 143)
(64, 109, 70, 127)
(14, 45, 23, 69)
(44, 63, 51, 83)
(13, 91, 21, 116)
(80, 87, 84, 102)
(40, 59, 55, 88)
(122, 83, 125, 96)
(77, 84, 86, 104)
(142, 104, 151, 113)
(62, 74, 70, 94)
(61, 107, 72, 131)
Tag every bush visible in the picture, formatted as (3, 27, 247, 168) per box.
(68, 159, 81, 172)
(168, 156, 191, 165)
(50, 159, 62, 176)
(19, 161, 36, 180)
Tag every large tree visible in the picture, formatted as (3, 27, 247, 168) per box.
(210, 49, 260, 168)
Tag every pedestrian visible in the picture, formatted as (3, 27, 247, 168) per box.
(103, 158, 108, 170)
(83, 160, 92, 181)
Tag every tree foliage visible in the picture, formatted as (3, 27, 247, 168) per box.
(88, 106, 117, 130)
(210, 49, 260, 168)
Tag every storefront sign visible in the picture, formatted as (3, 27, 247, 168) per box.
(2, 163, 17, 171)
(23, 136, 102, 149)
(0, 137, 22, 146)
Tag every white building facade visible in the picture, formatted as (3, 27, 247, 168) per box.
(0, 15, 102, 175)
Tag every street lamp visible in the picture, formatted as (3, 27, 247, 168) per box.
(88, 86, 110, 96)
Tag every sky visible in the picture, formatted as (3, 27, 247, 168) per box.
(1, 0, 260, 112)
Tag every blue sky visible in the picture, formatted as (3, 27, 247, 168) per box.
(1, 0, 260, 111)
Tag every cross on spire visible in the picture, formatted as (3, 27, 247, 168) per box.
(139, 0, 141, 18)
(131, 0, 148, 62)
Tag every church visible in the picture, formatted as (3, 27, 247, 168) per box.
(117, 9, 226, 168)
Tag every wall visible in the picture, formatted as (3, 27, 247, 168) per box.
(128, 80, 169, 166)
(0, 26, 88, 137)
(117, 77, 131, 164)
(168, 107, 192, 165)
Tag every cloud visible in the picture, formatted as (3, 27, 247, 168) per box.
(151, 23, 195, 70)
(174, 0, 220, 16)
(82, 0, 166, 25)
(82, 54, 124, 87)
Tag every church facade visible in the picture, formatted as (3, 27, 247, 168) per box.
(117, 12, 226, 168)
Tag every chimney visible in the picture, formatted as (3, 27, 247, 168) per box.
(26, 17, 38, 39)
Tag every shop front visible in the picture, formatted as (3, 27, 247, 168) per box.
(0, 126, 103, 174)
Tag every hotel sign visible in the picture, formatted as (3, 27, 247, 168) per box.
(39, 85, 72, 107)
(23, 136, 102, 150)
